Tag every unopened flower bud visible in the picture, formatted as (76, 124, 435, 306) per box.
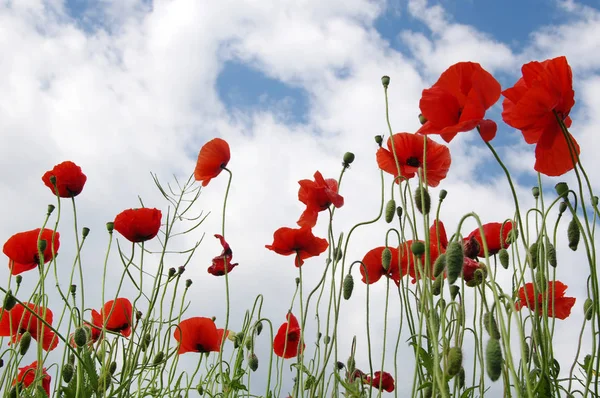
(19, 332, 31, 355)
(168, 267, 176, 277)
(568, 217, 580, 251)
(396, 206, 403, 218)
(593, 196, 599, 207)
(450, 285, 460, 301)
(558, 201, 568, 214)
(458, 367, 466, 389)
(106, 222, 114, 232)
(418, 113, 428, 125)
(74, 327, 88, 347)
(153, 351, 165, 366)
(108, 361, 117, 375)
(98, 372, 112, 393)
(446, 347, 463, 377)
(185, 279, 193, 288)
(62, 363, 74, 383)
(446, 242, 464, 285)
(486, 338, 503, 381)
(555, 182, 569, 197)
(82, 227, 90, 237)
(197, 384, 204, 395)
(343, 152, 355, 167)
(433, 253, 446, 277)
(415, 186, 431, 215)
(248, 353, 259, 372)
(336, 361, 345, 370)
(37, 239, 47, 252)
(528, 242, 539, 269)
(439, 189, 447, 200)
(483, 313, 500, 340)
(432, 275, 443, 296)
(256, 322, 263, 336)
(343, 274, 354, 300)
(498, 249, 509, 269)
(381, 247, 392, 271)
(334, 246, 343, 262)
(3, 290, 17, 311)
(374, 135, 383, 147)
(531, 186, 540, 199)
(381, 75, 390, 88)
(385, 199, 396, 223)
(324, 335, 331, 345)
(47, 204, 55, 215)
(411, 241, 425, 256)
(584, 298, 594, 321)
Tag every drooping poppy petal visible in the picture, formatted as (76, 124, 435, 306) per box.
(273, 313, 304, 359)
(208, 234, 239, 276)
(359, 246, 401, 285)
(429, 220, 448, 251)
(467, 221, 513, 257)
(502, 56, 578, 176)
(265, 226, 328, 267)
(174, 317, 222, 354)
(3, 229, 60, 275)
(0, 303, 59, 351)
(376, 133, 451, 187)
(91, 298, 133, 338)
(364, 371, 395, 392)
(42, 161, 87, 198)
(515, 281, 576, 320)
(12, 361, 51, 396)
(297, 171, 344, 228)
(113, 208, 162, 243)
(194, 138, 231, 187)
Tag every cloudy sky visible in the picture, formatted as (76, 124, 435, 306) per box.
(1, 0, 600, 396)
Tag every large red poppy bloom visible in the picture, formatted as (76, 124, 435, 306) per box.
(3, 228, 60, 275)
(273, 313, 304, 359)
(502, 56, 578, 176)
(113, 208, 162, 243)
(91, 298, 133, 338)
(515, 281, 576, 320)
(12, 361, 51, 396)
(265, 226, 328, 267)
(359, 246, 401, 285)
(41, 161, 87, 198)
(376, 133, 451, 187)
(208, 234, 239, 276)
(0, 303, 59, 351)
(417, 62, 501, 143)
(297, 171, 344, 228)
(174, 317, 224, 354)
(194, 138, 231, 187)
(466, 221, 513, 257)
(364, 371, 395, 392)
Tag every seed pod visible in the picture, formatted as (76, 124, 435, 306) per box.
(3, 290, 16, 311)
(458, 367, 466, 389)
(343, 274, 354, 300)
(546, 241, 557, 267)
(385, 199, 396, 223)
(568, 218, 580, 251)
(62, 363, 74, 383)
(19, 332, 31, 355)
(498, 249, 509, 269)
(450, 285, 460, 301)
(411, 241, 425, 256)
(486, 338, 503, 381)
(374, 135, 383, 146)
(343, 152, 355, 166)
(381, 75, 390, 88)
(584, 298, 594, 321)
(439, 189, 448, 200)
(415, 186, 431, 215)
(382, 247, 392, 271)
(248, 353, 259, 372)
(153, 351, 165, 366)
(432, 275, 443, 296)
(74, 327, 88, 347)
(433, 253, 446, 277)
(531, 186, 540, 199)
(528, 242, 538, 269)
(555, 182, 569, 197)
(446, 241, 464, 285)
(446, 347, 463, 377)
(483, 312, 501, 340)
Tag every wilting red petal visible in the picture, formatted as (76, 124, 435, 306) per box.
(273, 313, 304, 359)
(175, 317, 221, 354)
(265, 227, 328, 267)
(194, 138, 231, 187)
(208, 234, 239, 276)
(297, 171, 344, 227)
(113, 208, 162, 243)
(42, 161, 87, 198)
(429, 220, 448, 251)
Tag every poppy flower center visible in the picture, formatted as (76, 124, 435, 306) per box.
(196, 343, 209, 353)
(406, 157, 421, 167)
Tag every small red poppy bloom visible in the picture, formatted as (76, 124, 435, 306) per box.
(174, 317, 222, 354)
(91, 298, 133, 338)
(359, 246, 401, 285)
(273, 312, 305, 359)
(417, 62, 501, 143)
(194, 138, 231, 187)
(265, 226, 328, 267)
(515, 281, 576, 320)
(12, 361, 51, 396)
(42, 161, 87, 198)
(113, 208, 162, 243)
(297, 171, 344, 228)
(462, 257, 487, 287)
(376, 133, 451, 187)
(502, 56, 578, 176)
(3, 228, 60, 275)
(478, 119, 497, 142)
(466, 221, 513, 257)
(400, 240, 442, 284)
(0, 303, 59, 351)
(208, 234, 239, 276)
(429, 220, 448, 250)
(364, 371, 395, 392)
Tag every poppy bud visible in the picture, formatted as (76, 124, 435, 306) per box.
(381, 75, 390, 88)
(256, 321, 263, 336)
(568, 217, 580, 251)
(336, 361, 345, 370)
(106, 222, 114, 232)
(62, 363, 74, 383)
(458, 367, 466, 389)
(498, 249, 509, 269)
(486, 338, 503, 381)
(456, 305, 464, 327)
(583, 354, 593, 377)
(385, 199, 396, 223)
(396, 206, 403, 218)
(74, 327, 88, 347)
(141, 333, 152, 352)
(168, 267, 176, 277)
(248, 353, 259, 372)
(185, 279, 193, 288)
(19, 331, 31, 355)
(446, 241, 464, 285)
(593, 196, 599, 207)
(153, 351, 165, 366)
(15, 275, 22, 285)
(245, 336, 253, 351)
(555, 182, 569, 197)
(98, 372, 112, 393)
(234, 333, 244, 348)
(3, 290, 17, 311)
(531, 186, 540, 199)
(334, 246, 343, 262)
(528, 242, 538, 269)
(439, 189, 447, 200)
(37, 239, 47, 253)
(506, 228, 519, 244)
(584, 298, 594, 321)
(432, 275, 443, 296)
(466, 264, 487, 287)
(411, 241, 425, 256)
(446, 347, 463, 377)
(558, 201, 568, 214)
(382, 247, 392, 271)
(324, 335, 331, 345)
(109, 361, 117, 375)
(415, 186, 431, 215)
(82, 227, 90, 237)
(433, 253, 446, 277)
(523, 342, 530, 364)
(343, 273, 354, 300)
(374, 135, 383, 147)
(295, 277, 300, 286)
(418, 113, 428, 125)
(483, 313, 500, 340)
(47, 204, 55, 215)
(544, 241, 556, 268)
(422, 386, 432, 398)
(197, 384, 204, 395)
(343, 152, 355, 166)
(450, 285, 460, 301)
(535, 271, 547, 292)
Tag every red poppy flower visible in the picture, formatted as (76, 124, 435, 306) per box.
(466, 221, 513, 257)
(359, 246, 401, 285)
(297, 171, 344, 228)
(478, 119, 497, 142)
(3, 228, 60, 275)
(429, 220, 448, 250)
(364, 371, 395, 392)
(208, 234, 239, 276)
(416, 62, 501, 143)
(502, 56, 578, 176)
(91, 298, 133, 337)
(0, 303, 59, 351)
(194, 138, 231, 187)
(462, 257, 487, 287)
(113, 208, 162, 243)
(265, 226, 328, 267)
(12, 361, 51, 396)
(273, 312, 305, 359)
(41, 161, 87, 198)
(376, 133, 451, 187)
(515, 281, 576, 320)
(174, 317, 222, 354)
